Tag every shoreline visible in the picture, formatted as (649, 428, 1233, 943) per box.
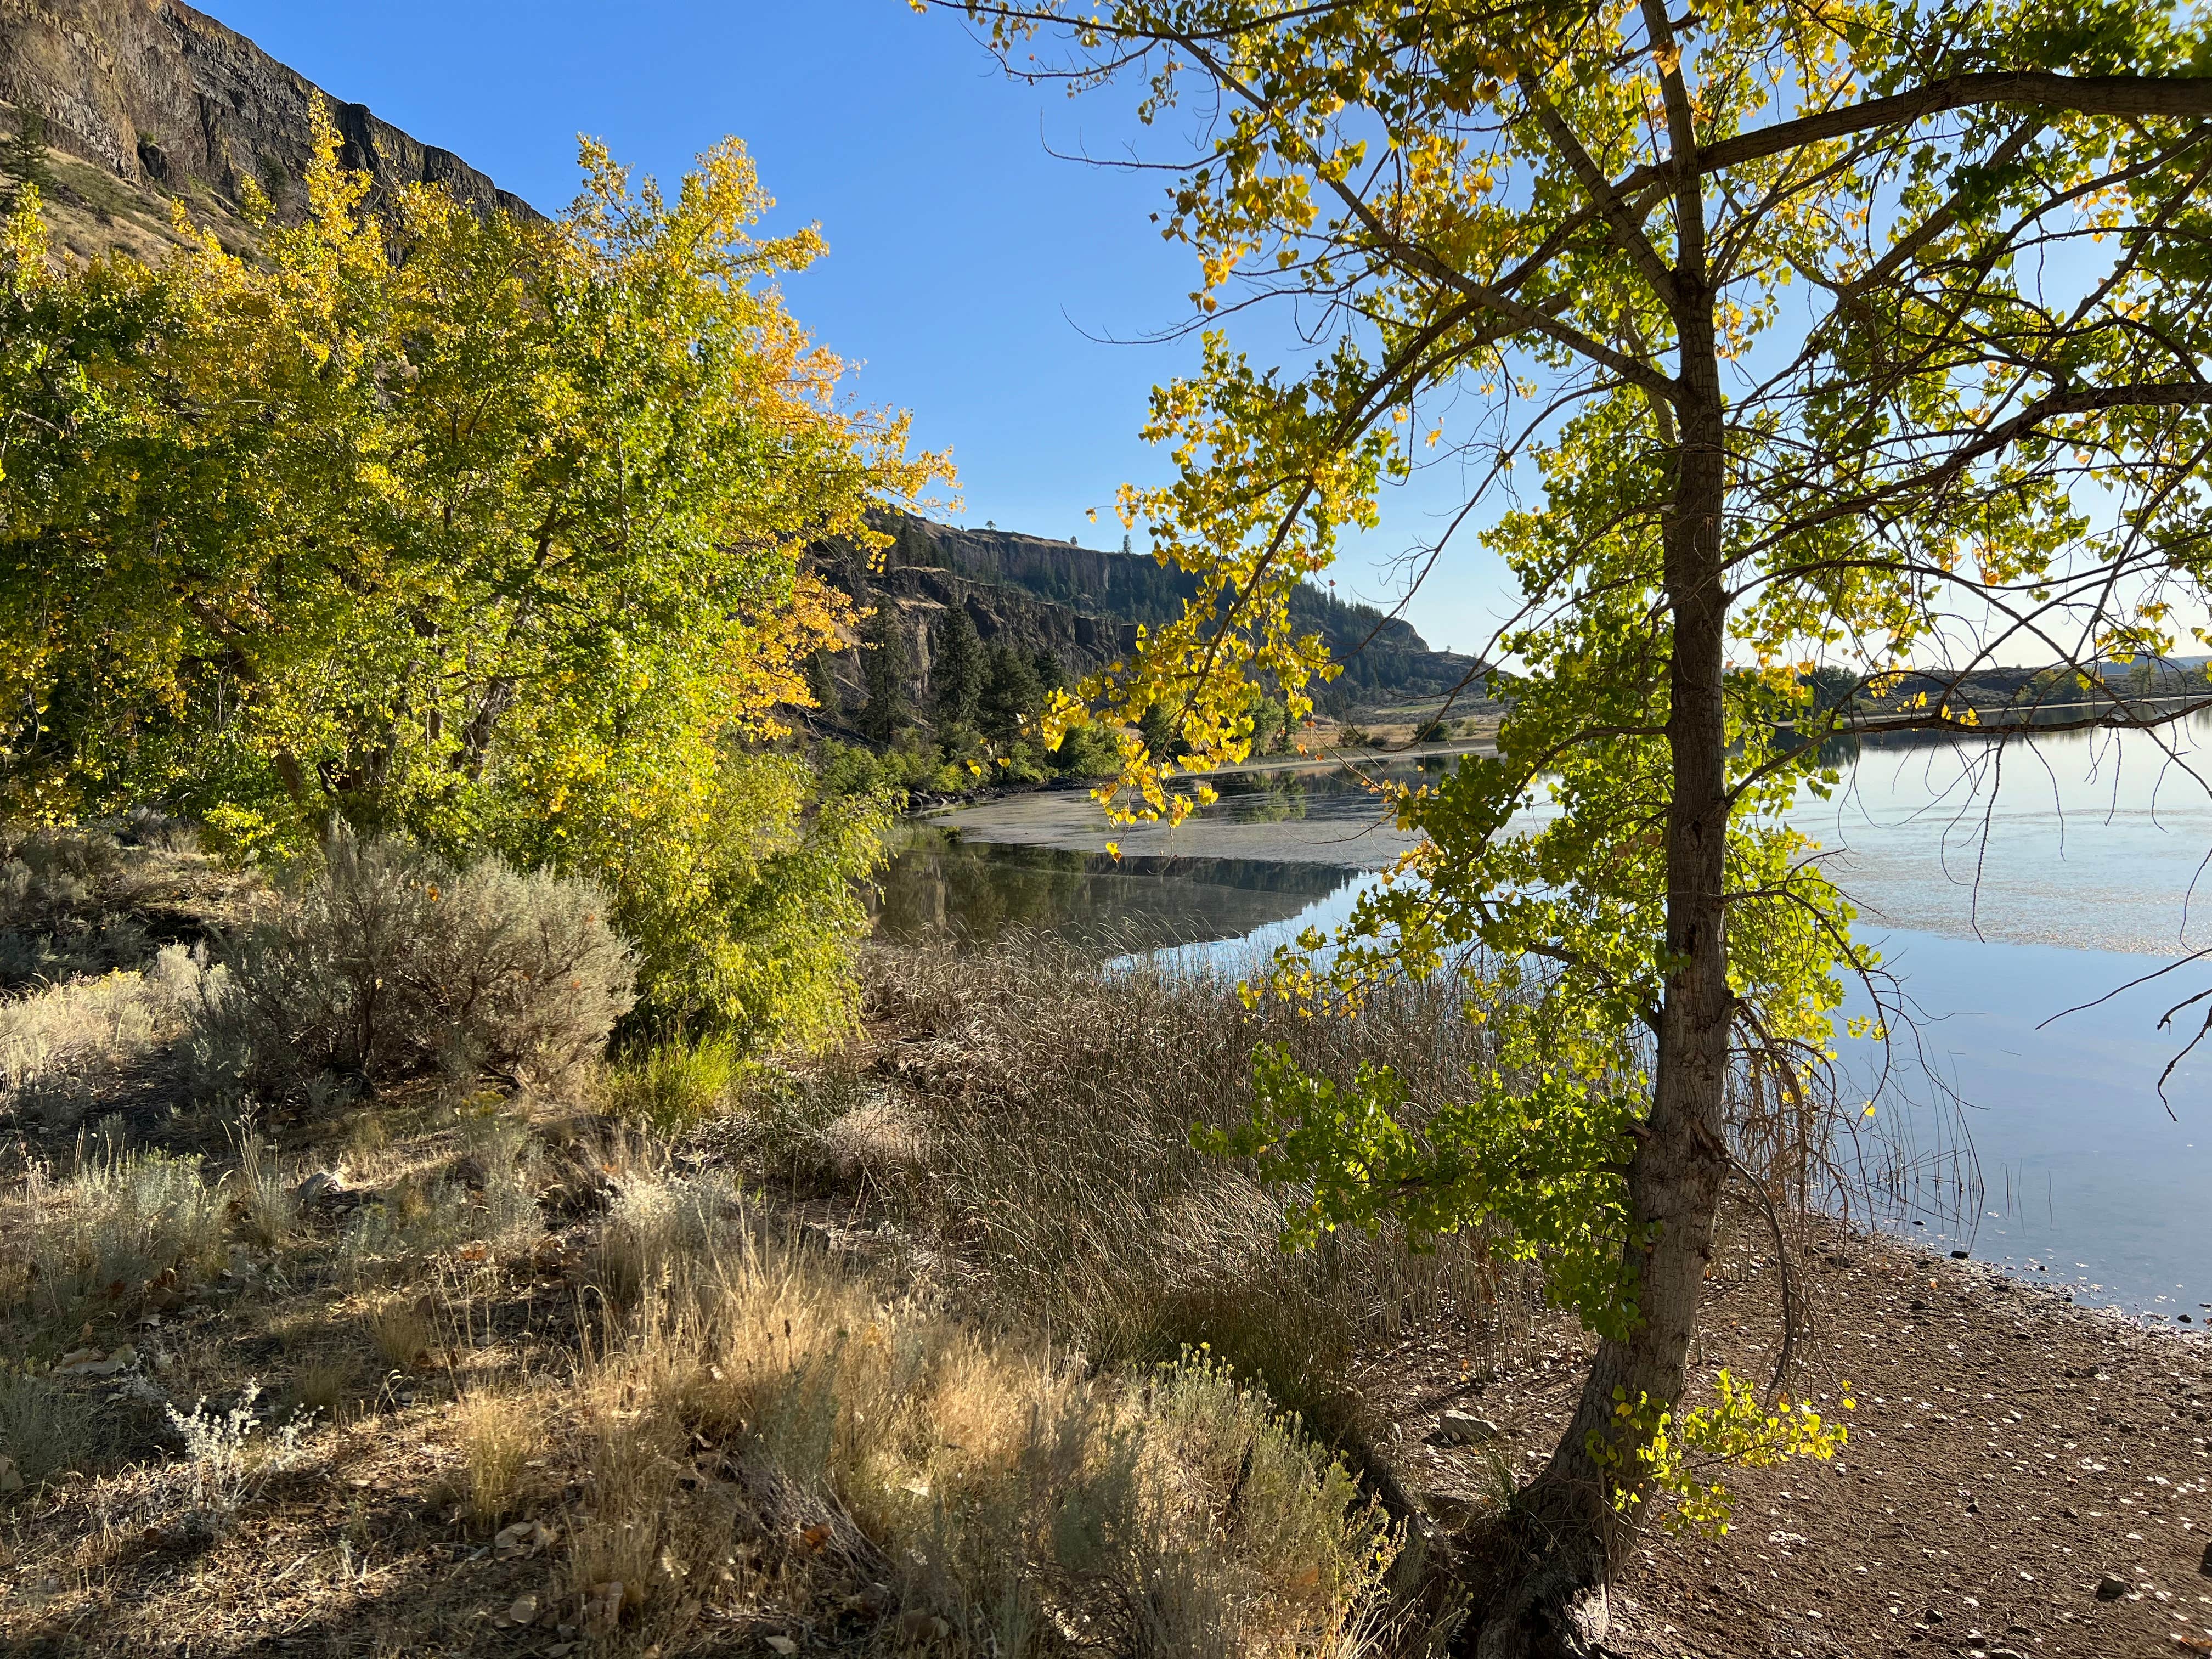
(1361, 1215, 2212, 1657)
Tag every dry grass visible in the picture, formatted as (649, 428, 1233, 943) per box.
(0, 818, 215, 988)
(9, 1138, 231, 1319)
(728, 938, 1536, 1447)
(452, 1387, 538, 1526)
(559, 1186, 1400, 1656)
(0, 847, 1480, 1657)
(0, 945, 214, 1130)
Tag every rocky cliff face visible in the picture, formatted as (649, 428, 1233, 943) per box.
(1, 0, 532, 262)
(810, 516, 1488, 729)
(809, 547, 1141, 727)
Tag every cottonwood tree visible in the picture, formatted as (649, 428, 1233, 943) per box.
(933, 1, 2212, 1650)
(2, 103, 944, 1040)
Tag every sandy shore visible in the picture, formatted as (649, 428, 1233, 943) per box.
(1360, 1218, 2212, 1657)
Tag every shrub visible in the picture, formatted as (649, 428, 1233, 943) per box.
(1, 945, 212, 1128)
(810, 940, 1525, 1449)
(605, 1035, 740, 1136)
(0, 825, 152, 984)
(0, 1368, 108, 1489)
(192, 832, 635, 1098)
(582, 754, 883, 1053)
(566, 1229, 1397, 1656)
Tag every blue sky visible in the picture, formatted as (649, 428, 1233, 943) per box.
(201, 0, 1505, 653)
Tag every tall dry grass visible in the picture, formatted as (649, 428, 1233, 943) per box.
(562, 1173, 1400, 1656)
(8, 1134, 230, 1318)
(0, 945, 215, 1129)
(735, 937, 1541, 1451)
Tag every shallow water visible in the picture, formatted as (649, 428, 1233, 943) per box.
(882, 721, 2212, 1318)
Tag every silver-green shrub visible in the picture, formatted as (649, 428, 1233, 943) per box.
(193, 832, 635, 1098)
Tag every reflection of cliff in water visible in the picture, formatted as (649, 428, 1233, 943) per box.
(873, 831, 1359, 951)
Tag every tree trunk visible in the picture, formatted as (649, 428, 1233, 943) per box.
(1469, 276, 1734, 1658)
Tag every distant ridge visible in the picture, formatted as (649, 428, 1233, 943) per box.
(884, 517, 1488, 714)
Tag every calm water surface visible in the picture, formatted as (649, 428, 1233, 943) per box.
(879, 721, 2212, 1320)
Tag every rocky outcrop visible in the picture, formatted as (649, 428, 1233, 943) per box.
(810, 516, 1491, 727)
(809, 552, 1140, 724)
(1, 0, 532, 261)
(832, 515, 1487, 719)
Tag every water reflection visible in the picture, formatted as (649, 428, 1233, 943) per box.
(1801, 707, 2212, 954)
(873, 829, 1360, 952)
(890, 715, 2212, 1319)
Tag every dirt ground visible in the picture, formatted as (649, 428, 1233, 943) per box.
(1362, 1219, 2212, 1658)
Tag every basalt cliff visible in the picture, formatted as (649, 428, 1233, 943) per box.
(0, 0, 532, 263)
(812, 516, 1488, 728)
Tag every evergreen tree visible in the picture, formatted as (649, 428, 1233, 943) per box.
(978, 641, 1042, 748)
(857, 606, 911, 743)
(930, 604, 984, 726)
(1136, 700, 1184, 763)
(4, 107, 53, 211)
(1031, 647, 1065, 699)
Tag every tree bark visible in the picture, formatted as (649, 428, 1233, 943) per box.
(1470, 110, 1735, 1659)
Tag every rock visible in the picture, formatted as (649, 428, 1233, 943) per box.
(764, 1639, 799, 1656)
(1951, 1249, 1971, 1260)
(0, 0, 537, 266)
(2096, 1575, 2128, 1601)
(505, 1595, 537, 1626)
(294, 1171, 343, 1205)
(1437, 1410, 1502, 1445)
(0, 1455, 22, 1493)
(55, 1344, 136, 1377)
(493, 1517, 555, 1557)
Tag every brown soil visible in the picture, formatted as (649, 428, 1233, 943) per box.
(1362, 1218, 2212, 1658)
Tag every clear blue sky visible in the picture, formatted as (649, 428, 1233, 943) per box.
(198, 0, 1505, 654)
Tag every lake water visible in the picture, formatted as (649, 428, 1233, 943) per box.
(879, 722, 2212, 1323)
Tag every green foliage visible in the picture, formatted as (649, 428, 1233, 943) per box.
(805, 652, 844, 719)
(978, 641, 1045, 748)
(2, 109, 50, 209)
(815, 736, 963, 801)
(1052, 720, 1125, 779)
(589, 752, 888, 1048)
(1136, 701, 1186, 763)
(1593, 1371, 1851, 1538)
(857, 606, 913, 743)
(606, 1034, 741, 1136)
(0, 104, 941, 1052)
